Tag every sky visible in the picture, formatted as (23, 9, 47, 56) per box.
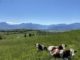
(0, 0, 80, 25)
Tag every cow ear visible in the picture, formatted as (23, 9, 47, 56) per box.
(74, 51, 77, 53)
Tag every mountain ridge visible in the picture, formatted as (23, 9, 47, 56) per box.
(0, 22, 80, 31)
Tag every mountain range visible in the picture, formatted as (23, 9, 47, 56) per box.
(0, 22, 80, 31)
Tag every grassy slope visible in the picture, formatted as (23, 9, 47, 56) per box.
(0, 30, 80, 60)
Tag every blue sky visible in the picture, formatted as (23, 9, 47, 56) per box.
(0, 0, 80, 25)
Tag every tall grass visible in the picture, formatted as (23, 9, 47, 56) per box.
(0, 30, 79, 60)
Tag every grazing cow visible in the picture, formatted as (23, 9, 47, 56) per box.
(52, 48, 77, 60)
(47, 44, 67, 56)
(29, 33, 32, 37)
(35, 43, 47, 51)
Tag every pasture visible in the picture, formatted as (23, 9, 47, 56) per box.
(0, 30, 80, 60)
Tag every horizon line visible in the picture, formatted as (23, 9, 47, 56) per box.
(0, 22, 80, 25)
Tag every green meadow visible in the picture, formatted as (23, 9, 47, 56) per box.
(0, 30, 80, 60)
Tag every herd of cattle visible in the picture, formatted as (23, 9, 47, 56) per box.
(35, 43, 77, 60)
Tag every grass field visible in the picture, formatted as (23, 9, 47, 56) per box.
(0, 30, 80, 60)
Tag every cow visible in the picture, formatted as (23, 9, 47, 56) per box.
(47, 44, 67, 56)
(35, 43, 47, 51)
(51, 48, 77, 60)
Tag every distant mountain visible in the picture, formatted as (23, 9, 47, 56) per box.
(48, 23, 80, 31)
(0, 22, 80, 31)
(0, 22, 48, 30)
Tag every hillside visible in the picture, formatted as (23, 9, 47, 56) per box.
(0, 30, 80, 60)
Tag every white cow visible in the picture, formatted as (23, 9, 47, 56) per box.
(47, 44, 67, 56)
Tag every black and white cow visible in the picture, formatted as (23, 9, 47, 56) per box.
(52, 48, 77, 60)
(35, 43, 47, 51)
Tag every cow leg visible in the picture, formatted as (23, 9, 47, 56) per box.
(54, 57, 57, 60)
(63, 58, 68, 60)
(68, 57, 71, 60)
